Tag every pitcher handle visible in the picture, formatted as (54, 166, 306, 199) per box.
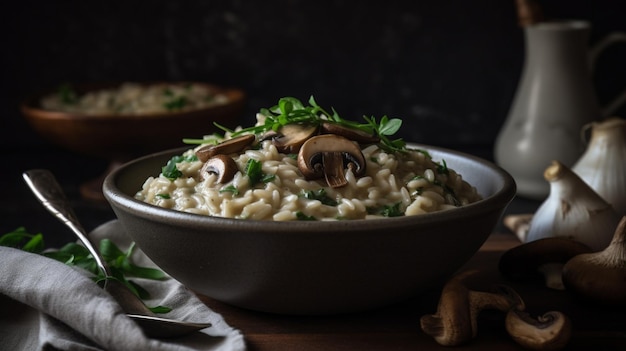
(589, 31, 626, 116)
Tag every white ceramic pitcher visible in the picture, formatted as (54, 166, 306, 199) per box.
(494, 20, 625, 200)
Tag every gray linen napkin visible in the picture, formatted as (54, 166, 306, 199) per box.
(0, 220, 246, 351)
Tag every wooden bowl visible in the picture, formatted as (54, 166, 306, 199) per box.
(21, 82, 246, 200)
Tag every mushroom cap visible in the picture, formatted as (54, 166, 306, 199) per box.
(498, 237, 592, 281)
(297, 134, 366, 182)
(270, 123, 318, 154)
(196, 134, 255, 162)
(320, 122, 380, 144)
(505, 309, 572, 351)
(201, 154, 239, 183)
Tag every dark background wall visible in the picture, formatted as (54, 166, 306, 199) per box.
(2, 0, 625, 153)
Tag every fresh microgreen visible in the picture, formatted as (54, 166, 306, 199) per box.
(436, 159, 449, 175)
(380, 203, 405, 217)
(0, 228, 170, 311)
(245, 159, 274, 185)
(156, 193, 171, 199)
(245, 159, 263, 185)
(0, 227, 44, 253)
(219, 185, 240, 196)
(295, 211, 317, 221)
(302, 189, 338, 206)
(182, 134, 222, 145)
(161, 154, 197, 180)
(215, 96, 406, 153)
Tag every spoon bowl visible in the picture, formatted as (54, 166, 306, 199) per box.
(22, 169, 211, 338)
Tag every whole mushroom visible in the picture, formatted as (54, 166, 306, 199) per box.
(420, 270, 525, 346)
(297, 134, 366, 188)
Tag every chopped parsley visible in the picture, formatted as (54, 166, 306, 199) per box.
(245, 159, 275, 185)
(161, 154, 198, 180)
(219, 185, 240, 196)
(295, 211, 317, 221)
(380, 203, 404, 217)
(302, 189, 338, 206)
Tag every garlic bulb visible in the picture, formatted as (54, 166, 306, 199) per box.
(526, 161, 620, 251)
(572, 117, 626, 215)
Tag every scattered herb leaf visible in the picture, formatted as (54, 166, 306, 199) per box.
(219, 185, 240, 196)
(380, 203, 404, 217)
(302, 189, 338, 206)
(295, 211, 317, 221)
(0, 228, 170, 312)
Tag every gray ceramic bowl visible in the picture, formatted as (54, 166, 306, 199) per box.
(103, 144, 516, 315)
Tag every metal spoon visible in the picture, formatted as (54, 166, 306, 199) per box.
(23, 169, 212, 338)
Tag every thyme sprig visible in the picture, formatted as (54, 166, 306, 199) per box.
(214, 96, 406, 153)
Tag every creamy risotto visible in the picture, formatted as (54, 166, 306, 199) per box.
(135, 110, 482, 221)
(41, 82, 229, 115)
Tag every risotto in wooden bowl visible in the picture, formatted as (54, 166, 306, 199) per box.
(103, 97, 516, 315)
(21, 82, 245, 200)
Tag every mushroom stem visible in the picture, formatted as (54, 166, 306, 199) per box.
(420, 271, 524, 346)
(505, 309, 572, 351)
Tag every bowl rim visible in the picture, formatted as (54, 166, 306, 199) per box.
(103, 143, 516, 233)
(20, 81, 246, 121)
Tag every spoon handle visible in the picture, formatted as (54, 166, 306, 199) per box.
(22, 169, 111, 277)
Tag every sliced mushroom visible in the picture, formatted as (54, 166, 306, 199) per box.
(268, 123, 318, 153)
(498, 237, 592, 290)
(320, 122, 380, 144)
(505, 309, 572, 351)
(420, 270, 525, 346)
(196, 134, 255, 162)
(201, 154, 239, 183)
(297, 134, 366, 188)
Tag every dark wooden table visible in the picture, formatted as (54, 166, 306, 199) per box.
(4, 148, 625, 350)
(199, 233, 626, 350)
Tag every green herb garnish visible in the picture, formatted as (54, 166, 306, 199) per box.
(161, 154, 197, 180)
(302, 189, 338, 206)
(295, 211, 317, 221)
(156, 193, 171, 199)
(380, 202, 404, 217)
(436, 159, 449, 175)
(245, 159, 263, 184)
(219, 185, 240, 196)
(245, 159, 275, 185)
(216, 96, 406, 153)
(0, 228, 169, 312)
